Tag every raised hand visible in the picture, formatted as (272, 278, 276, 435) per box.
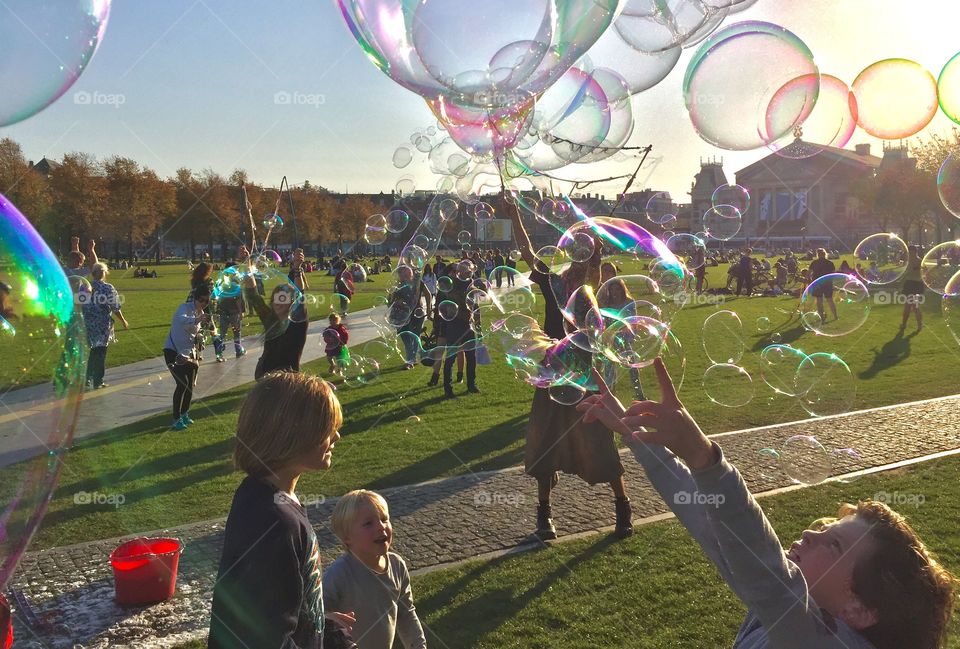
(575, 369, 632, 437)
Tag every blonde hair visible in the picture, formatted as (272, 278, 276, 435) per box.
(331, 490, 389, 543)
(233, 372, 342, 478)
(329, 313, 341, 325)
(92, 262, 109, 280)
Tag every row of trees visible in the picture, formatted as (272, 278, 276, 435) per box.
(0, 138, 383, 262)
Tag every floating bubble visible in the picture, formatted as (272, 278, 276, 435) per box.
(263, 213, 284, 231)
(474, 201, 495, 220)
(711, 184, 750, 214)
(535, 245, 569, 274)
(438, 300, 459, 321)
(702, 310, 745, 364)
(830, 448, 864, 483)
(599, 315, 669, 369)
(457, 230, 472, 245)
(393, 145, 414, 168)
(684, 21, 819, 150)
(938, 155, 960, 219)
(386, 209, 410, 234)
(213, 266, 243, 299)
(437, 275, 454, 293)
(548, 381, 588, 406)
(853, 59, 938, 139)
(509, 250, 522, 262)
(701, 205, 742, 241)
(395, 176, 416, 195)
(439, 198, 459, 221)
(854, 233, 909, 285)
(400, 244, 428, 269)
(0, 1, 112, 126)
(939, 51, 960, 126)
(364, 214, 388, 245)
(0, 193, 87, 590)
(645, 192, 677, 225)
(666, 233, 707, 270)
(615, 0, 721, 54)
(404, 415, 421, 434)
(702, 363, 754, 408)
(759, 344, 807, 396)
(945, 271, 960, 345)
(799, 274, 870, 337)
(794, 352, 856, 417)
(537, 197, 575, 231)
(559, 230, 596, 263)
(755, 316, 772, 333)
(921, 241, 960, 295)
(781, 435, 831, 484)
(757, 447, 781, 480)
(764, 74, 859, 158)
(770, 332, 782, 344)
(361, 339, 398, 362)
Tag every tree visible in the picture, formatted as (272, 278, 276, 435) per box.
(0, 138, 52, 237)
(49, 153, 107, 246)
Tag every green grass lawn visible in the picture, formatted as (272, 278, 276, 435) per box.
(173, 454, 960, 649)
(21, 254, 960, 549)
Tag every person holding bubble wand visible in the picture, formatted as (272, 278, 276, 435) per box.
(505, 193, 633, 541)
(577, 359, 955, 649)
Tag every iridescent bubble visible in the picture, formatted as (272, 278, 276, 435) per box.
(535, 245, 569, 274)
(361, 339, 398, 362)
(263, 213, 284, 231)
(781, 435, 831, 484)
(404, 415, 421, 434)
(457, 230, 472, 245)
(438, 300, 459, 321)
(549, 382, 588, 406)
(439, 198, 459, 221)
(830, 448, 864, 483)
(937, 154, 960, 219)
(853, 59, 939, 139)
(943, 270, 960, 345)
(559, 230, 596, 263)
(0, 1, 112, 126)
(765, 74, 858, 159)
(756, 316, 772, 333)
(437, 275, 454, 293)
(666, 233, 707, 270)
(702, 363, 754, 408)
(386, 209, 410, 234)
(854, 233, 908, 285)
(683, 21, 819, 150)
(509, 250, 522, 262)
(938, 51, 960, 126)
(395, 176, 416, 195)
(759, 344, 807, 396)
(0, 193, 86, 589)
(537, 197, 576, 231)
(793, 352, 856, 417)
(599, 315, 669, 369)
(393, 145, 413, 168)
(757, 447, 781, 480)
(921, 241, 960, 295)
(770, 332, 782, 344)
(702, 310, 744, 364)
(711, 184, 750, 214)
(702, 205, 742, 241)
(799, 274, 870, 337)
(645, 192, 677, 225)
(615, 0, 721, 54)
(474, 201, 495, 220)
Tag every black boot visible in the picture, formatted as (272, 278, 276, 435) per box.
(467, 384, 480, 394)
(535, 502, 557, 540)
(427, 375, 439, 387)
(444, 385, 456, 399)
(614, 497, 633, 539)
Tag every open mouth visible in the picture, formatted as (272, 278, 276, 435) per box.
(374, 535, 389, 544)
(786, 542, 801, 562)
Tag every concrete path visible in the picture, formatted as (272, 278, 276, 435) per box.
(9, 393, 960, 648)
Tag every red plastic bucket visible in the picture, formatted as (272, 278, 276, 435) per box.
(110, 537, 182, 606)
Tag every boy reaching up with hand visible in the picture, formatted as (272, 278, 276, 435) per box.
(577, 359, 955, 649)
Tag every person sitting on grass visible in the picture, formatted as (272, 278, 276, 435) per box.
(324, 313, 350, 376)
(208, 372, 357, 649)
(577, 359, 956, 649)
(323, 490, 427, 649)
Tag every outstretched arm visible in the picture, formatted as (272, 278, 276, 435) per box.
(503, 194, 538, 271)
(87, 239, 99, 269)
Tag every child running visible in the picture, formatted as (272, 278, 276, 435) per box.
(323, 490, 427, 649)
(208, 372, 356, 649)
(323, 313, 350, 376)
(577, 359, 955, 649)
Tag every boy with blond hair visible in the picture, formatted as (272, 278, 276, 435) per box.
(323, 490, 427, 649)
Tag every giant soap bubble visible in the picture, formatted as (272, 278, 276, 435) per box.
(0, 1, 112, 126)
(852, 59, 939, 139)
(939, 51, 960, 126)
(0, 194, 87, 589)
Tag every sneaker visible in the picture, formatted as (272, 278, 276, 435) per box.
(456, 372, 464, 384)
(535, 503, 557, 540)
(467, 385, 480, 394)
(216, 355, 225, 363)
(171, 417, 188, 431)
(236, 348, 246, 358)
(614, 497, 633, 539)
(182, 413, 195, 425)
(94, 383, 108, 390)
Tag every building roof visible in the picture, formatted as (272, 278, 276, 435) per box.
(735, 139, 882, 180)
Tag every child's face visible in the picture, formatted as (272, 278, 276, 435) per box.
(345, 500, 392, 559)
(787, 514, 877, 626)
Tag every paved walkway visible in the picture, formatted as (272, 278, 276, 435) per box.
(0, 307, 386, 467)
(10, 394, 960, 648)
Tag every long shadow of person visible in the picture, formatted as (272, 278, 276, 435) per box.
(858, 329, 916, 379)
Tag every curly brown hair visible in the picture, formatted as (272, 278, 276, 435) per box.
(836, 501, 956, 649)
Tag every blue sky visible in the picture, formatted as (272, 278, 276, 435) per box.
(2, 0, 959, 201)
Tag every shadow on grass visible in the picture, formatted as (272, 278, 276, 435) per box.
(858, 329, 918, 380)
(421, 534, 619, 647)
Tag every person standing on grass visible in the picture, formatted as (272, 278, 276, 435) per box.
(162, 286, 208, 430)
(440, 261, 480, 399)
(505, 253, 517, 286)
(391, 265, 431, 370)
(493, 249, 505, 287)
(208, 372, 358, 649)
(334, 261, 354, 316)
(899, 245, 925, 333)
(809, 247, 837, 322)
(324, 313, 350, 376)
(241, 246, 310, 379)
(215, 263, 246, 362)
(81, 263, 129, 389)
(505, 197, 633, 541)
(735, 247, 754, 296)
(578, 358, 956, 649)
